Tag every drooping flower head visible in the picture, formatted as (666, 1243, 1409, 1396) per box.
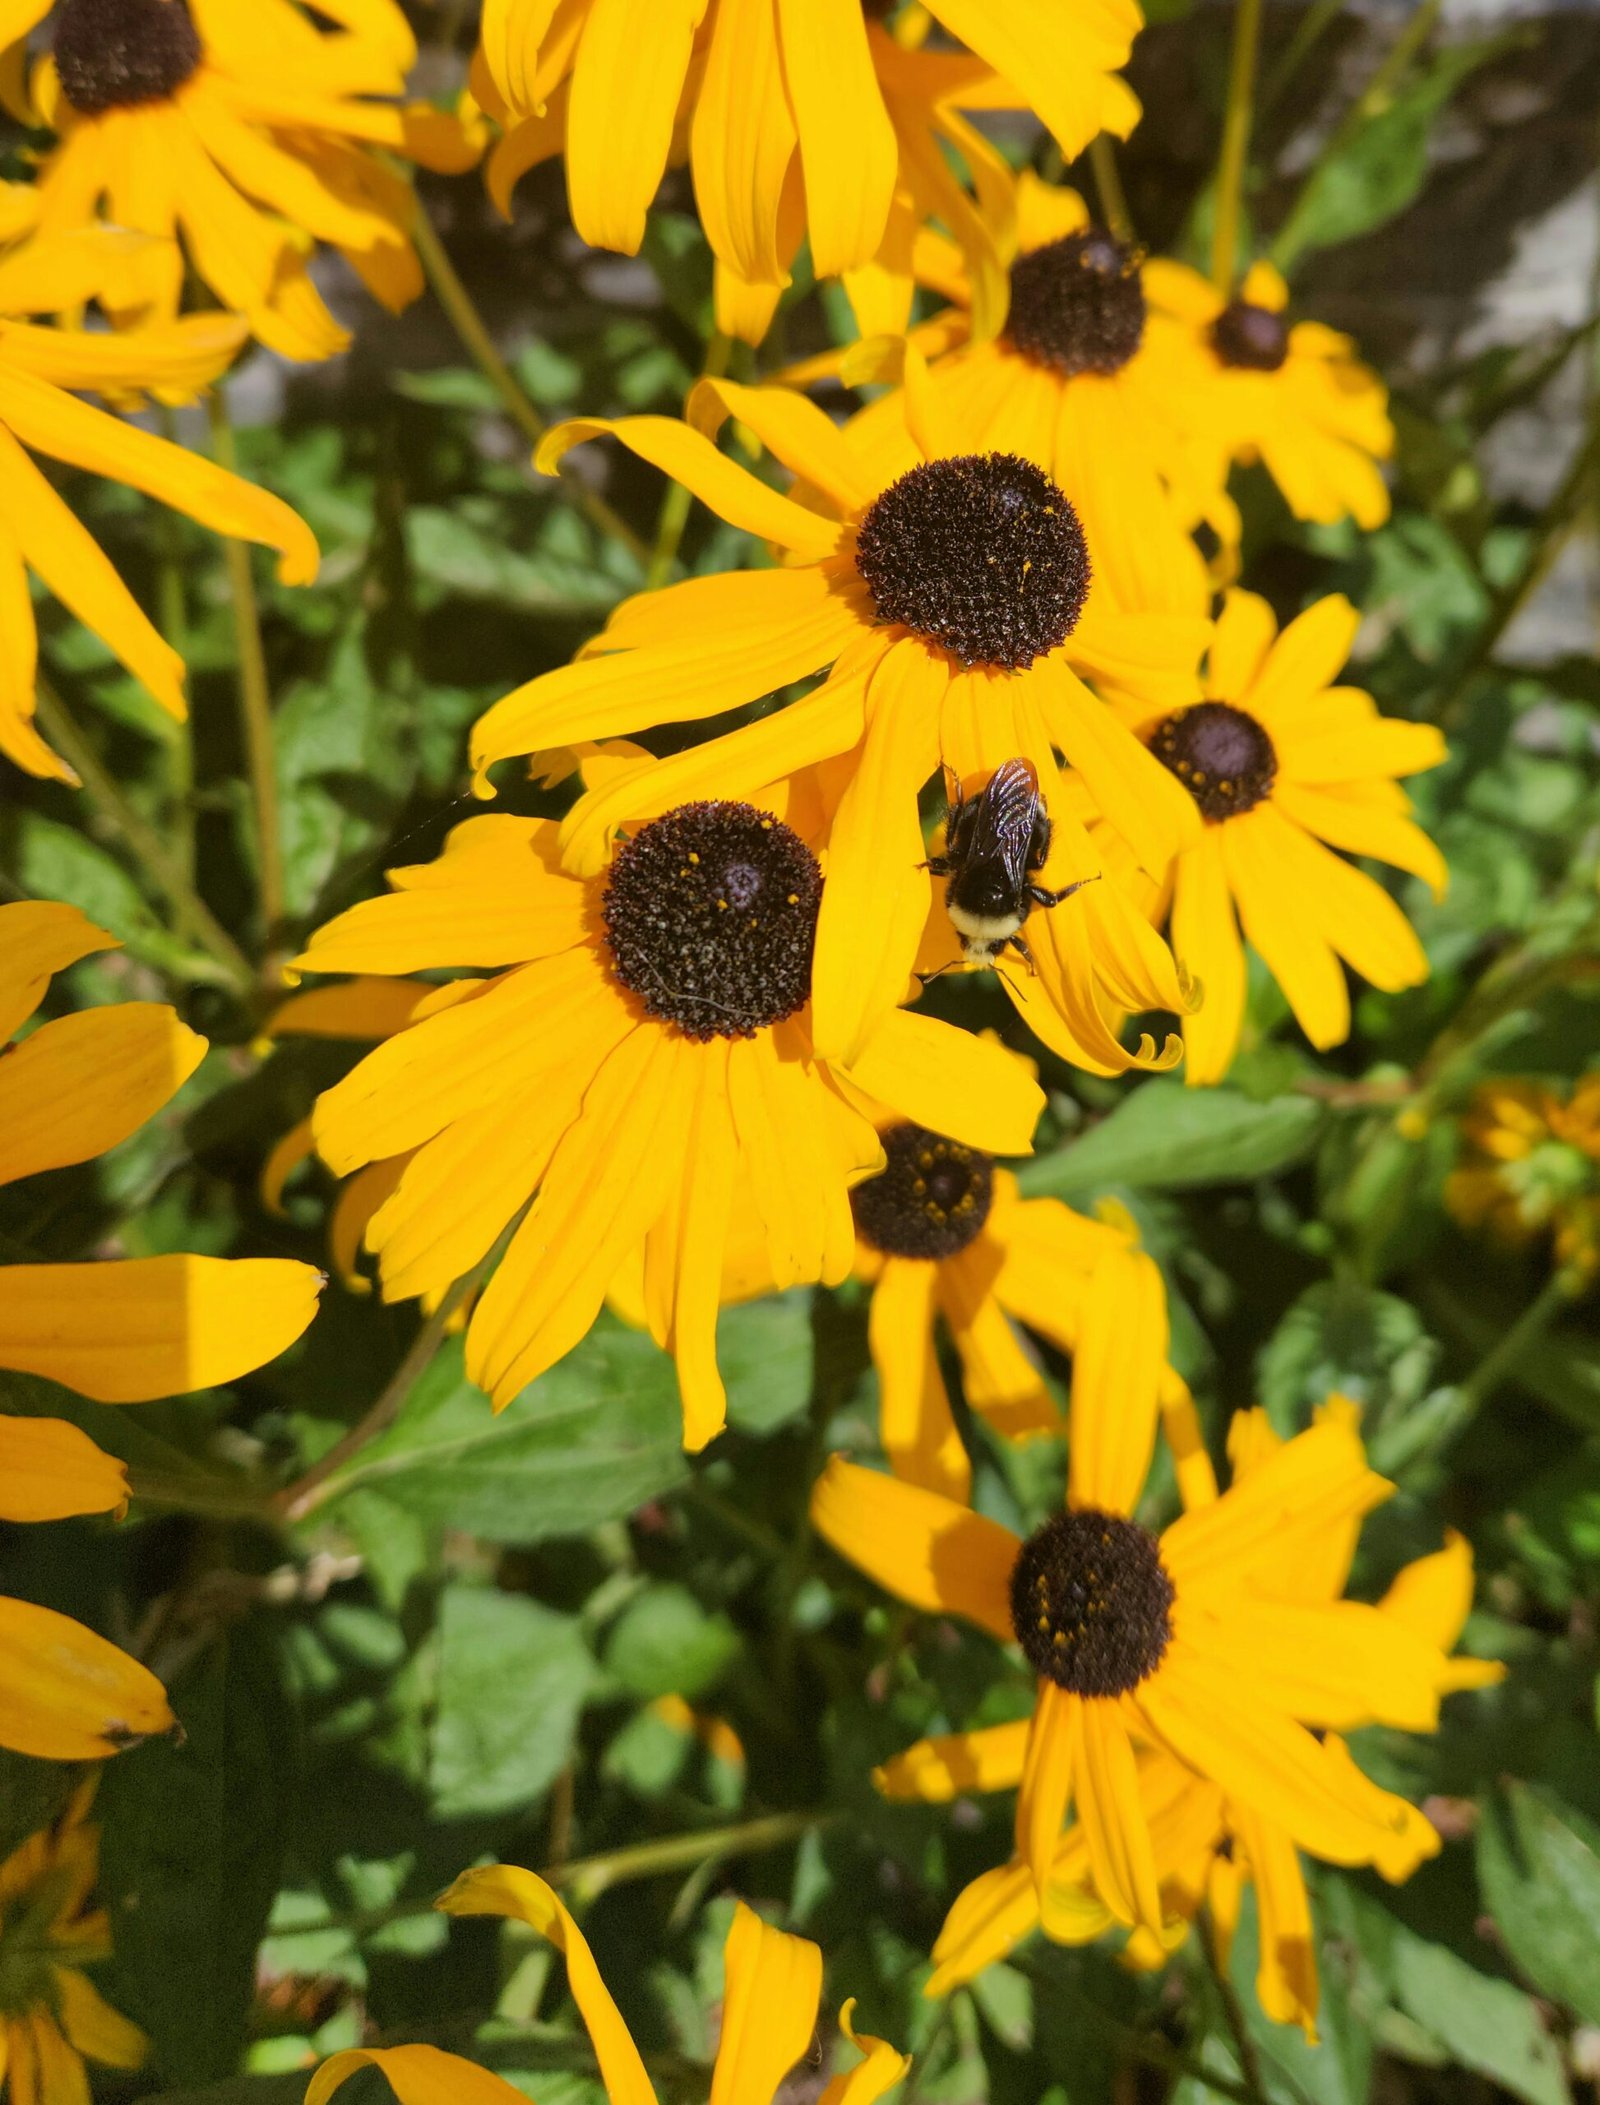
(1447, 1073, 1600, 1283)
(473, 0, 1141, 344)
(1080, 587, 1447, 1082)
(294, 778, 1044, 1452)
(310, 1863, 908, 2105)
(469, 375, 1208, 1080)
(812, 1361, 1483, 1939)
(0, 900, 323, 1758)
(0, 1781, 148, 2094)
(0, 0, 478, 358)
(0, 307, 316, 781)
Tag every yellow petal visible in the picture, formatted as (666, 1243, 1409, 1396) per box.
(870, 1258, 969, 1503)
(437, 1867, 657, 2105)
(1171, 832, 1247, 1087)
(874, 1719, 1030, 1801)
(775, 0, 895, 275)
(841, 1009, 1044, 1158)
(1074, 1698, 1163, 1934)
(565, 0, 697, 252)
(688, 376, 873, 515)
(51, 1971, 145, 2073)
(0, 1596, 173, 1761)
(0, 1255, 322, 1402)
(809, 1454, 1018, 1641)
(817, 2000, 910, 2105)
(0, 1005, 204, 1188)
(1015, 1681, 1078, 1894)
(0, 902, 113, 1044)
(1221, 805, 1350, 1051)
(927, 1861, 1043, 1998)
(1066, 1243, 1167, 1517)
(1233, 1809, 1319, 2042)
(0, 1418, 127, 1522)
(710, 1902, 823, 2105)
(1206, 589, 1278, 701)
(307, 2048, 531, 2105)
(691, 0, 797, 289)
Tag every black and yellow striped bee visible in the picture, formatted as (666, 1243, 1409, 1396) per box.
(926, 757, 1098, 971)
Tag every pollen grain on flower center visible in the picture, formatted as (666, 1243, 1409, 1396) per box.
(53, 0, 203, 113)
(851, 1122, 995, 1260)
(1150, 700, 1277, 820)
(1006, 230, 1147, 377)
(1211, 299, 1291, 373)
(1010, 1508, 1175, 1695)
(602, 800, 823, 1042)
(853, 453, 1091, 671)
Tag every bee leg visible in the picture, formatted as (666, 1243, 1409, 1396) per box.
(915, 959, 960, 988)
(1028, 873, 1102, 910)
(1005, 931, 1039, 976)
(924, 855, 952, 876)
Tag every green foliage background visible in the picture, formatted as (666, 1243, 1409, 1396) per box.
(5, 3, 1600, 2101)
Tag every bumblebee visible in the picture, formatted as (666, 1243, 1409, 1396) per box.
(926, 758, 1097, 971)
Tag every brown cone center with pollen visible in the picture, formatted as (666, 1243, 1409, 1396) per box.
(1006, 230, 1147, 378)
(1151, 700, 1277, 821)
(851, 1123, 994, 1261)
(854, 453, 1091, 671)
(602, 800, 823, 1042)
(1212, 298, 1290, 373)
(1010, 1509, 1174, 1695)
(54, 0, 202, 112)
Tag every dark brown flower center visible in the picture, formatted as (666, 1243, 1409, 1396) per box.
(53, 0, 202, 113)
(1151, 701, 1277, 820)
(851, 1123, 994, 1261)
(1212, 299, 1290, 373)
(1010, 1509, 1174, 1694)
(854, 453, 1090, 671)
(602, 802, 821, 1041)
(1006, 230, 1146, 378)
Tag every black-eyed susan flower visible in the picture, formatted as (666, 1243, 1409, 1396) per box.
(469, 377, 1208, 1073)
(1081, 587, 1446, 1083)
(0, 1781, 148, 2091)
(1447, 1074, 1600, 1283)
(309, 1863, 908, 2105)
(0, 0, 477, 360)
(1145, 258, 1394, 556)
(847, 1112, 1173, 1503)
(811, 1380, 1474, 1939)
(0, 309, 317, 781)
(919, 1399, 1504, 2037)
(473, 0, 1138, 345)
(294, 785, 1044, 1453)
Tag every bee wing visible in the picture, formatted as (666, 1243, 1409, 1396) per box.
(968, 758, 1042, 889)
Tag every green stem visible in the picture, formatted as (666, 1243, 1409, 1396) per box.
(1455, 1269, 1580, 1416)
(409, 197, 648, 567)
(32, 678, 252, 993)
(646, 328, 732, 589)
(1210, 0, 1266, 293)
(1202, 1918, 1272, 2105)
(1271, 0, 1444, 273)
(545, 1810, 835, 1908)
(207, 391, 285, 952)
(1258, 0, 1344, 117)
(1088, 133, 1133, 244)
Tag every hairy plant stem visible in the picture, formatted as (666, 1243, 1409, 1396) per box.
(32, 677, 253, 993)
(410, 197, 649, 566)
(1457, 1268, 1582, 1415)
(542, 1810, 836, 1908)
(646, 327, 732, 588)
(1210, 0, 1265, 293)
(1202, 1916, 1271, 2105)
(208, 391, 285, 953)
(1089, 133, 1133, 243)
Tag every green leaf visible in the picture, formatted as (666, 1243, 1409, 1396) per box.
(430, 1586, 594, 1818)
(721, 1292, 813, 1435)
(99, 1625, 292, 2086)
(318, 1324, 689, 1542)
(1017, 1081, 1323, 1197)
(1256, 1280, 1438, 1437)
(602, 1583, 740, 1701)
(407, 506, 624, 616)
(1275, 35, 1518, 269)
(1477, 1782, 1600, 2025)
(1390, 1925, 1569, 2105)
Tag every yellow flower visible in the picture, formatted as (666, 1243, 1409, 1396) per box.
(473, 0, 1139, 344)
(848, 1117, 1174, 1505)
(470, 377, 1208, 1076)
(0, 1781, 148, 2094)
(0, 899, 323, 1759)
(0, 310, 317, 782)
(1447, 1074, 1600, 1281)
(309, 1864, 908, 2105)
(920, 1401, 1504, 2040)
(811, 1377, 1473, 1942)
(1083, 587, 1447, 1082)
(0, 0, 477, 360)
(293, 789, 1044, 1451)
(1144, 258, 1394, 555)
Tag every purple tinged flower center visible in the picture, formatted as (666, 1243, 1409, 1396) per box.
(851, 1123, 995, 1260)
(1150, 701, 1277, 821)
(1212, 299, 1291, 373)
(1006, 229, 1147, 378)
(1010, 1509, 1174, 1694)
(53, 0, 202, 112)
